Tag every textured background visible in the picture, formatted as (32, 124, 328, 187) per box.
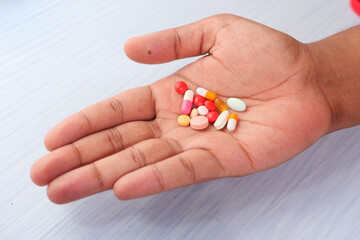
(1, 0, 359, 239)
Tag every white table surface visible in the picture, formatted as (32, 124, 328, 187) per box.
(1, 1, 359, 239)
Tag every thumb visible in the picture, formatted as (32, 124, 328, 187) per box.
(124, 14, 237, 64)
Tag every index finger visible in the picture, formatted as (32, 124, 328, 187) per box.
(44, 86, 155, 151)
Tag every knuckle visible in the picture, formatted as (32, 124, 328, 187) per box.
(173, 28, 182, 59)
(206, 150, 228, 176)
(68, 143, 83, 166)
(148, 85, 156, 117)
(129, 146, 147, 168)
(178, 156, 197, 183)
(151, 164, 166, 191)
(232, 137, 257, 173)
(79, 110, 92, 132)
(239, 144, 256, 172)
(90, 162, 105, 190)
(106, 127, 124, 153)
(149, 121, 161, 138)
(162, 137, 182, 155)
(108, 97, 124, 122)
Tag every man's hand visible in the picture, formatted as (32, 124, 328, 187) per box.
(30, 14, 333, 204)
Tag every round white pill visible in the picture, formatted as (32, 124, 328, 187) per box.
(197, 106, 209, 115)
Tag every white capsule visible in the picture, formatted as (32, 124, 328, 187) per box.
(183, 90, 194, 101)
(227, 119, 237, 131)
(214, 110, 230, 130)
(196, 87, 207, 97)
(197, 105, 209, 115)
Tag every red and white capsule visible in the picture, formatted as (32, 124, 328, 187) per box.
(181, 90, 194, 115)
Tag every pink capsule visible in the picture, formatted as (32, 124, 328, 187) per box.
(181, 90, 194, 115)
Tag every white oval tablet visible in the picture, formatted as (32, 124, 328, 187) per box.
(197, 105, 209, 115)
(214, 110, 230, 130)
(227, 98, 246, 111)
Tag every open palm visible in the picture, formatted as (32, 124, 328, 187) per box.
(31, 14, 331, 204)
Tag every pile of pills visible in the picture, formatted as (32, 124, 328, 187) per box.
(175, 81, 246, 131)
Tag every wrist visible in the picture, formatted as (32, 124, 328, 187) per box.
(307, 25, 360, 132)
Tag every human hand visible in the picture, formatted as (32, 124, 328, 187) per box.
(30, 14, 333, 204)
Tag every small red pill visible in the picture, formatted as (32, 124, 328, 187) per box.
(175, 81, 188, 94)
(206, 111, 219, 122)
(204, 100, 216, 111)
(351, 0, 360, 15)
(193, 95, 205, 106)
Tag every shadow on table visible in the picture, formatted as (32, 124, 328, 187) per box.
(65, 126, 360, 237)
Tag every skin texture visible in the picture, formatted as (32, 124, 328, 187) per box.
(30, 14, 353, 204)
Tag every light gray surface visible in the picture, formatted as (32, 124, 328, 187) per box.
(1, 1, 359, 239)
